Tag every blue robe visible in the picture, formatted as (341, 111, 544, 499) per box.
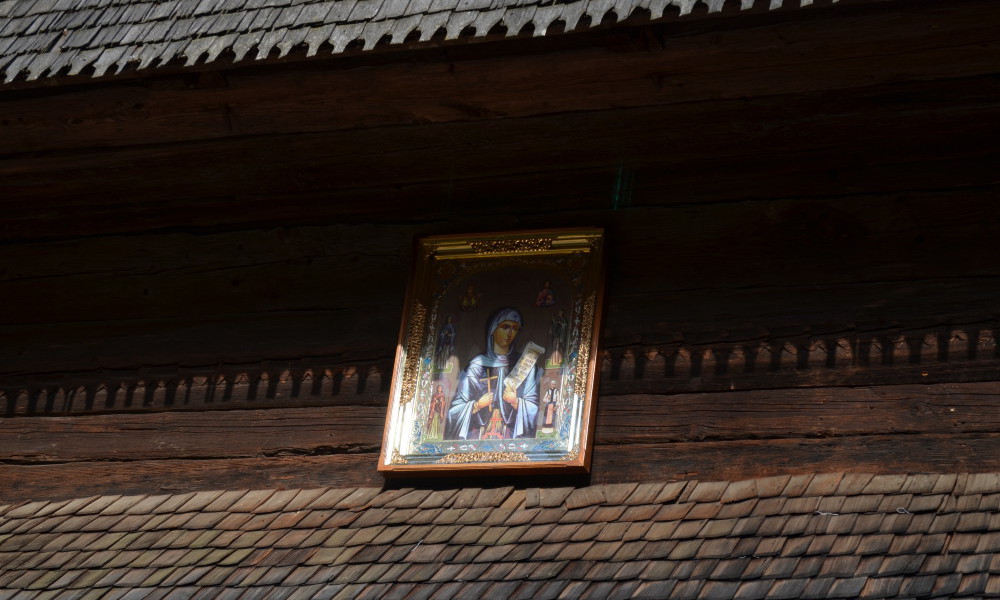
(445, 351, 539, 440)
(445, 307, 539, 440)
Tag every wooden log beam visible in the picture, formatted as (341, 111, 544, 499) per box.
(0, 454, 384, 502)
(2, 381, 997, 462)
(0, 0, 996, 156)
(2, 73, 998, 230)
(0, 405, 386, 462)
(2, 433, 997, 502)
(0, 144, 997, 242)
(2, 190, 999, 376)
(2, 273, 999, 377)
(595, 383, 1000, 444)
(3, 275, 999, 378)
(590, 433, 1000, 486)
(4, 194, 1000, 328)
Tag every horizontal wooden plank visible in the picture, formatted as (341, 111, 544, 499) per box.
(595, 382, 1000, 444)
(0, 225, 411, 327)
(2, 381, 997, 463)
(225, 3, 1000, 140)
(590, 433, 1000, 487)
(0, 0, 996, 156)
(3, 275, 998, 379)
(606, 274, 1000, 348)
(3, 73, 997, 220)
(2, 432, 997, 502)
(0, 453, 384, 502)
(0, 311, 402, 378)
(2, 186, 999, 376)
(4, 192, 1000, 328)
(1, 142, 997, 243)
(6, 191, 1000, 301)
(0, 405, 386, 462)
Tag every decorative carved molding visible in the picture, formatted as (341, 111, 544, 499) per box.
(1, 325, 996, 418)
(398, 300, 427, 405)
(436, 451, 531, 464)
(468, 238, 554, 254)
(0, 361, 390, 418)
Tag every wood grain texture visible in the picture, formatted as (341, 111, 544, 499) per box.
(2, 433, 997, 502)
(2, 326, 999, 418)
(0, 405, 386, 462)
(594, 383, 1000, 444)
(589, 434, 1000, 486)
(1, 0, 996, 155)
(0, 454, 384, 502)
(1, 382, 997, 464)
(0, 0, 998, 504)
(2, 194, 999, 377)
(4, 75, 998, 213)
(0, 144, 997, 243)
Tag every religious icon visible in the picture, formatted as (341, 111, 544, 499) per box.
(379, 229, 605, 475)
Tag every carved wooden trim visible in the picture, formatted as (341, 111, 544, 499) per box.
(0, 361, 391, 417)
(1, 325, 996, 417)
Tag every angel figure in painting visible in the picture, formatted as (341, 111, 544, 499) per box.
(445, 307, 539, 440)
(459, 284, 482, 312)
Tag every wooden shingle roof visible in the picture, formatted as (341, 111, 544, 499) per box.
(2, 472, 999, 599)
(0, 0, 841, 83)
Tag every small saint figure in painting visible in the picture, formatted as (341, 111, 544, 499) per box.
(535, 280, 555, 307)
(540, 380, 559, 434)
(459, 284, 482, 312)
(445, 307, 539, 440)
(427, 384, 447, 439)
(548, 308, 568, 365)
(435, 315, 457, 369)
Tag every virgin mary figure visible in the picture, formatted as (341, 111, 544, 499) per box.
(445, 307, 539, 440)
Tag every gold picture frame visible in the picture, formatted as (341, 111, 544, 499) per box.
(379, 229, 605, 475)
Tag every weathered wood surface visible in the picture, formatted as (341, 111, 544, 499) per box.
(2, 329, 999, 417)
(0, 0, 998, 504)
(1, 139, 997, 243)
(0, 405, 385, 462)
(1, 382, 997, 464)
(2, 195, 999, 379)
(6, 196, 1000, 324)
(592, 434, 1000, 486)
(4, 75, 998, 222)
(595, 383, 1000, 444)
(3, 433, 997, 502)
(1, 0, 996, 156)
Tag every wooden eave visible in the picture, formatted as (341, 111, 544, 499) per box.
(0, 0, 893, 87)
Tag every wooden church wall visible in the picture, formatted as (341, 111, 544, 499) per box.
(1, 0, 999, 502)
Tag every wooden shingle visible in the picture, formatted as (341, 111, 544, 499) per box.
(3, 472, 1000, 599)
(563, 486, 605, 510)
(653, 481, 687, 504)
(687, 481, 729, 504)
